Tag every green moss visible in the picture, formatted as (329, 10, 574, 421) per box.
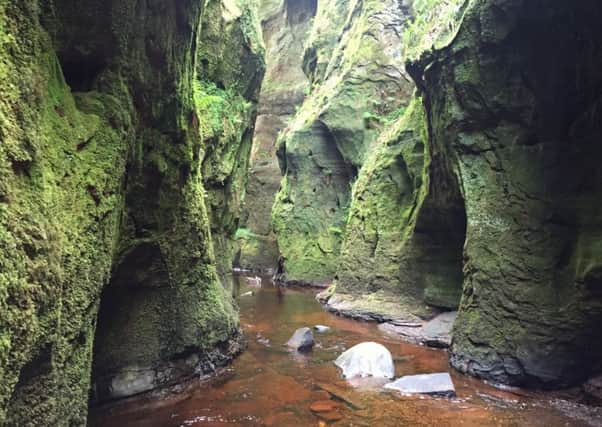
(234, 227, 257, 240)
(197, 0, 265, 281)
(0, 41, 129, 423)
(1, 0, 263, 423)
(195, 81, 251, 146)
(335, 99, 428, 297)
(272, 0, 414, 283)
(403, 0, 467, 60)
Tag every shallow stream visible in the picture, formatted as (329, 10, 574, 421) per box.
(90, 274, 601, 426)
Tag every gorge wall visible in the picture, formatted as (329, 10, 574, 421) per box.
(417, 0, 602, 388)
(0, 0, 263, 424)
(265, 0, 602, 390)
(235, 0, 316, 272)
(2, 1, 602, 425)
(271, 0, 415, 284)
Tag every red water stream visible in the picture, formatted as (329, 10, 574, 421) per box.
(90, 275, 600, 426)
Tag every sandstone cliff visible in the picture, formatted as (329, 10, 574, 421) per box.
(0, 0, 264, 423)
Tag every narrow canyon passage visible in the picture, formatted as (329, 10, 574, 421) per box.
(2, 0, 602, 425)
(90, 275, 601, 427)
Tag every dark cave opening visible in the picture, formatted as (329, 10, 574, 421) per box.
(90, 242, 174, 405)
(58, 50, 107, 92)
(414, 161, 467, 311)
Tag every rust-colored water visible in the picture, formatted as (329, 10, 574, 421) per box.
(90, 275, 600, 426)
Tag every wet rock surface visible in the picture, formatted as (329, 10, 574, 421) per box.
(324, 291, 436, 324)
(379, 312, 457, 349)
(584, 375, 602, 403)
(286, 327, 315, 352)
(385, 373, 456, 397)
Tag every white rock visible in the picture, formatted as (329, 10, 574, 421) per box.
(334, 342, 394, 379)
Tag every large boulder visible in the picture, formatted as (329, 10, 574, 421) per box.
(379, 311, 457, 349)
(334, 342, 394, 379)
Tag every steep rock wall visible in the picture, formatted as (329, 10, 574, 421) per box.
(0, 0, 263, 424)
(318, 0, 602, 389)
(197, 1, 265, 283)
(326, 99, 444, 322)
(272, 0, 414, 284)
(236, 0, 316, 272)
(320, 0, 466, 319)
(410, 0, 602, 387)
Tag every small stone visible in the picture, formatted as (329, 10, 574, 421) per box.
(314, 325, 331, 333)
(334, 342, 394, 379)
(384, 373, 456, 397)
(310, 400, 339, 413)
(246, 276, 262, 286)
(286, 327, 314, 351)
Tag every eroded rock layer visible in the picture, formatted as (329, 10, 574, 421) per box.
(0, 0, 264, 424)
(321, 0, 466, 319)
(272, 0, 414, 284)
(236, 0, 316, 272)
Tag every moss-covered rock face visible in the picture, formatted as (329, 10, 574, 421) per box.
(314, 0, 602, 389)
(411, 0, 602, 387)
(236, 0, 316, 272)
(318, 0, 466, 315)
(330, 100, 449, 321)
(332, 93, 467, 314)
(272, 0, 415, 284)
(0, 0, 264, 423)
(196, 0, 266, 283)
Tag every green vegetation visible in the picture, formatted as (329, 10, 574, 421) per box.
(234, 227, 257, 240)
(0, 0, 264, 423)
(194, 81, 251, 142)
(271, 0, 415, 283)
(403, 0, 467, 59)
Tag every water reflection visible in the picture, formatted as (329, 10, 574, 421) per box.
(90, 273, 601, 427)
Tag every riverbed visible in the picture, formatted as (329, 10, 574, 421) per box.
(90, 274, 601, 426)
